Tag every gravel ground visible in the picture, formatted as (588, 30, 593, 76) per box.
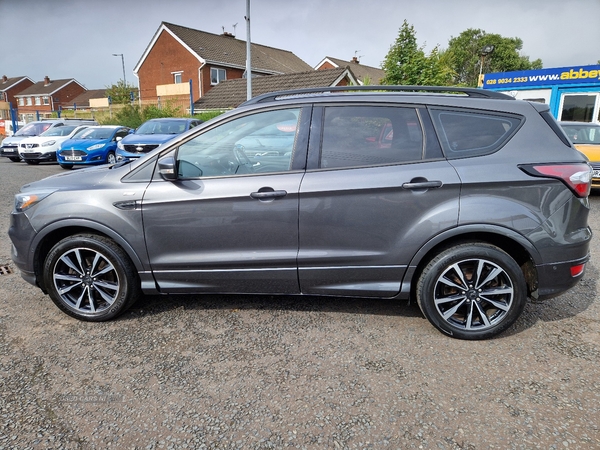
(0, 159, 599, 449)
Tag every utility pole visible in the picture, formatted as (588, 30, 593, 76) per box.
(245, 0, 252, 100)
(112, 53, 126, 87)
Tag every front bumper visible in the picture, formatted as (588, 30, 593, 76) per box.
(8, 210, 40, 289)
(0, 146, 20, 158)
(20, 152, 57, 161)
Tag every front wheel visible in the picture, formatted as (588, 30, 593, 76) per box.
(43, 234, 141, 321)
(59, 163, 73, 170)
(106, 151, 116, 164)
(416, 243, 527, 340)
(25, 159, 40, 165)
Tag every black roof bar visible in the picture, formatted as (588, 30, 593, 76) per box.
(241, 85, 514, 106)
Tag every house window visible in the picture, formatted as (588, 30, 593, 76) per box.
(43, 96, 50, 105)
(210, 68, 226, 85)
(35, 96, 41, 105)
(18, 98, 24, 106)
(173, 72, 182, 84)
(26, 97, 32, 106)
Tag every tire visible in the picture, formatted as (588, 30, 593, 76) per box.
(59, 163, 73, 170)
(416, 243, 527, 340)
(8, 156, 21, 162)
(106, 151, 116, 164)
(25, 160, 40, 165)
(43, 234, 141, 321)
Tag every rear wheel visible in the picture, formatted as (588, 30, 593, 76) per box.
(416, 243, 527, 340)
(43, 234, 141, 321)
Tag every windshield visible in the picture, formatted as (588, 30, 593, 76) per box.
(14, 122, 52, 136)
(40, 125, 78, 137)
(562, 124, 600, 145)
(136, 120, 186, 135)
(72, 128, 115, 140)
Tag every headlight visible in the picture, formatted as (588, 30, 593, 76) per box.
(87, 143, 106, 150)
(117, 141, 124, 150)
(41, 140, 56, 147)
(14, 190, 56, 212)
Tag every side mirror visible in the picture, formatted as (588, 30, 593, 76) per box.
(116, 136, 123, 142)
(158, 155, 178, 181)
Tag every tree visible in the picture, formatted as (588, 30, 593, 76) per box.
(381, 20, 454, 86)
(105, 80, 139, 105)
(446, 29, 543, 87)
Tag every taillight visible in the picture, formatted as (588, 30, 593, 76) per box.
(520, 163, 592, 198)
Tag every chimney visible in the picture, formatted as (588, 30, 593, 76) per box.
(1, 75, 7, 83)
(44, 76, 50, 86)
(351, 57, 360, 64)
(221, 31, 235, 37)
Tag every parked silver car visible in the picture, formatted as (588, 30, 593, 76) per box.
(8, 86, 593, 339)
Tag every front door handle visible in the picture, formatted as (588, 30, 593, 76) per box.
(250, 189, 288, 200)
(402, 180, 443, 190)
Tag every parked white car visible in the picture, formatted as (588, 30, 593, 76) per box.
(18, 125, 91, 165)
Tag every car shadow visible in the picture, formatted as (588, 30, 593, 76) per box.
(120, 262, 597, 338)
(123, 292, 424, 321)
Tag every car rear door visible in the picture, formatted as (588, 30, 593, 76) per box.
(297, 104, 461, 297)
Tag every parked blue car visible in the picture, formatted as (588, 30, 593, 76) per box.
(116, 118, 203, 160)
(57, 126, 132, 169)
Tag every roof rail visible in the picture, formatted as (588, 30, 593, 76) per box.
(241, 85, 514, 106)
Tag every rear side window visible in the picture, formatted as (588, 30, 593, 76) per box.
(320, 106, 423, 169)
(430, 109, 522, 158)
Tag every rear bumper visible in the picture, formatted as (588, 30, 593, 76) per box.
(535, 253, 590, 300)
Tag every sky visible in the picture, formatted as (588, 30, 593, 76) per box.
(1, 0, 599, 89)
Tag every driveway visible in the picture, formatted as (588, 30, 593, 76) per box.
(1, 159, 599, 449)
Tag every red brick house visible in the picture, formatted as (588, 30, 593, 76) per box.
(0, 75, 34, 119)
(194, 67, 358, 110)
(134, 22, 313, 107)
(14, 76, 87, 121)
(315, 56, 385, 85)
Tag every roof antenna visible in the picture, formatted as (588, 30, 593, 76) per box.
(232, 22, 238, 37)
(222, 26, 225, 34)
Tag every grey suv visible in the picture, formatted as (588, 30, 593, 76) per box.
(8, 86, 593, 339)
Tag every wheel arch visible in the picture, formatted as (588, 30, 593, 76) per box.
(31, 219, 148, 293)
(400, 225, 541, 300)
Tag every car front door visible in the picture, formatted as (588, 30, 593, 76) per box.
(141, 107, 310, 294)
(298, 105, 461, 297)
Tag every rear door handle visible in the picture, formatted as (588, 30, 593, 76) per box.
(250, 189, 288, 200)
(402, 180, 443, 190)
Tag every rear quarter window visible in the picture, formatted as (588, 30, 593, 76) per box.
(429, 108, 522, 158)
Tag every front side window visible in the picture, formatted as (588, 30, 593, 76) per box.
(430, 109, 522, 158)
(176, 108, 302, 178)
(210, 68, 226, 85)
(320, 106, 424, 169)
